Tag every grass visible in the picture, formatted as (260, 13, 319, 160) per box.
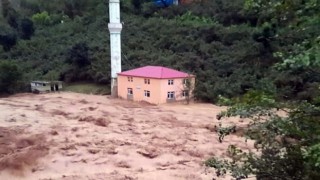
(63, 82, 110, 95)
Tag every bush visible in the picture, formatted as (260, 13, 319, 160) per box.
(20, 18, 35, 39)
(66, 42, 90, 67)
(0, 61, 23, 94)
(32, 11, 52, 26)
(0, 24, 17, 52)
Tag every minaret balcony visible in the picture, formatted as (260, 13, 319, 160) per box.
(108, 23, 123, 33)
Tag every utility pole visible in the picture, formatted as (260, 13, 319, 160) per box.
(108, 0, 122, 97)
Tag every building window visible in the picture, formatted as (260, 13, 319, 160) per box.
(167, 91, 175, 99)
(128, 77, 133, 82)
(183, 79, 189, 85)
(144, 90, 150, 97)
(144, 79, 150, 84)
(183, 90, 189, 97)
(127, 88, 133, 95)
(168, 79, 174, 85)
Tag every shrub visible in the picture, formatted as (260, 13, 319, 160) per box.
(0, 61, 23, 94)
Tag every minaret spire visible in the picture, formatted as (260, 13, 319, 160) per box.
(108, 0, 122, 97)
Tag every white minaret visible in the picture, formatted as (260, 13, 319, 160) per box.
(108, 0, 122, 97)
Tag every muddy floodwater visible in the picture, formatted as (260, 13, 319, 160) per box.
(0, 92, 253, 180)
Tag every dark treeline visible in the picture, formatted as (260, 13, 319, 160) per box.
(1, 1, 320, 179)
(0, 0, 319, 103)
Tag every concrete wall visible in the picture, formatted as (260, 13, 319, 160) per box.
(118, 75, 161, 104)
(118, 75, 195, 104)
(31, 82, 63, 93)
(31, 85, 51, 92)
(159, 77, 195, 104)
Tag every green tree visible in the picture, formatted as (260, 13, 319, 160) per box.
(181, 74, 195, 104)
(132, 0, 142, 11)
(207, 98, 320, 179)
(1, 0, 11, 17)
(0, 61, 22, 94)
(0, 0, 318, 101)
(63, 0, 88, 19)
(66, 42, 91, 67)
(7, 10, 19, 29)
(20, 18, 35, 39)
(32, 11, 51, 26)
(0, 30, 17, 51)
(205, 0, 320, 177)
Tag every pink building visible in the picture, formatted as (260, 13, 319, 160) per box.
(117, 66, 195, 104)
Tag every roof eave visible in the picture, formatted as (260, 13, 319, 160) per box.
(118, 74, 195, 79)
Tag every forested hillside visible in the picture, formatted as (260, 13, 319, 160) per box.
(1, 1, 320, 179)
(0, 0, 319, 103)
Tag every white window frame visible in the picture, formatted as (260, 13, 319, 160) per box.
(127, 88, 133, 95)
(144, 90, 150, 97)
(128, 77, 133, 82)
(168, 79, 174, 85)
(167, 91, 175, 99)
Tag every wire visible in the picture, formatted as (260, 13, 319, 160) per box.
(122, 52, 134, 69)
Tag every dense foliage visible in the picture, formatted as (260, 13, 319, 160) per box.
(208, 92, 320, 179)
(0, 0, 319, 102)
(203, 1, 320, 179)
(0, 0, 319, 178)
(0, 61, 22, 94)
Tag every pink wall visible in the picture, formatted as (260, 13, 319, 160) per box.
(118, 75, 195, 104)
(118, 75, 161, 104)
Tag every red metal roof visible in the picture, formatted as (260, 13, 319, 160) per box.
(118, 66, 191, 79)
